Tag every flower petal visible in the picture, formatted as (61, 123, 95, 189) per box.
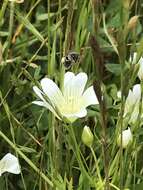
(124, 84, 141, 119)
(74, 73, 88, 96)
(129, 104, 139, 124)
(64, 72, 87, 98)
(132, 84, 141, 101)
(63, 109, 87, 123)
(33, 86, 45, 102)
(41, 78, 65, 108)
(138, 58, 143, 80)
(32, 101, 61, 120)
(64, 72, 75, 87)
(126, 84, 141, 106)
(82, 86, 99, 107)
(0, 153, 20, 175)
(130, 52, 137, 64)
(74, 108, 87, 117)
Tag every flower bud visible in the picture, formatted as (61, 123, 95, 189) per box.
(128, 16, 139, 30)
(117, 128, 133, 148)
(82, 126, 94, 147)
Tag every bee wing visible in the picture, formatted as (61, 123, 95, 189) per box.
(0, 153, 20, 176)
(68, 52, 80, 62)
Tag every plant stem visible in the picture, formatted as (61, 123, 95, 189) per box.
(63, 0, 74, 55)
(68, 124, 91, 181)
(4, 1, 14, 60)
(90, 147, 103, 185)
(0, 0, 8, 27)
(100, 100, 110, 190)
(47, 0, 51, 76)
(117, 1, 130, 187)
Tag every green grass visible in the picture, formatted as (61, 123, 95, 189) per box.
(0, 0, 143, 189)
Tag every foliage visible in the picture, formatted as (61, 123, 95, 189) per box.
(0, 0, 143, 189)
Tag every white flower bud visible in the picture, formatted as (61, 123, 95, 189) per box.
(117, 128, 133, 148)
(82, 126, 94, 147)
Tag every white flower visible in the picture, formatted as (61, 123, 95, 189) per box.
(0, 153, 20, 176)
(33, 72, 99, 123)
(82, 126, 94, 147)
(124, 84, 141, 124)
(130, 52, 143, 81)
(117, 128, 133, 148)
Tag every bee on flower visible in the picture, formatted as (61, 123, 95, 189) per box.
(33, 72, 99, 123)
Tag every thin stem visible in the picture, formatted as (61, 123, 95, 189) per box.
(47, 0, 51, 75)
(63, 0, 74, 55)
(109, 183, 120, 190)
(4, 1, 14, 60)
(68, 124, 91, 181)
(100, 102, 110, 190)
(0, 0, 8, 27)
(118, 1, 130, 187)
(119, 73, 124, 189)
(90, 147, 103, 185)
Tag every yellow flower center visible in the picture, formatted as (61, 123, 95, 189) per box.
(60, 96, 82, 115)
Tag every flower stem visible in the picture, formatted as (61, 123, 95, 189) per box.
(100, 102, 110, 190)
(47, 0, 51, 76)
(68, 124, 91, 181)
(4, 1, 14, 60)
(90, 147, 103, 185)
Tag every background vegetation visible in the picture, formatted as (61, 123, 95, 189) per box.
(0, 0, 143, 189)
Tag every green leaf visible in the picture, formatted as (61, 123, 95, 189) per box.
(18, 145, 37, 153)
(15, 10, 44, 42)
(105, 64, 121, 75)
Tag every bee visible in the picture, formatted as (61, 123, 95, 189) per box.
(61, 52, 80, 70)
